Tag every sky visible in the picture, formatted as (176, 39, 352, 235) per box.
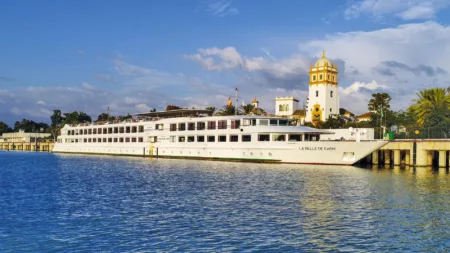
(1, 0, 450, 125)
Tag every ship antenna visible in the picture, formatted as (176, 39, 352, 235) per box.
(235, 88, 238, 116)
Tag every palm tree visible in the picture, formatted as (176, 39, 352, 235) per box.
(368, 93, 391, 112)
(408, 87, 450, 126)
(216, 105, 239, 116)
(240, 104, 255, 115)
(205, 106, 217, 116)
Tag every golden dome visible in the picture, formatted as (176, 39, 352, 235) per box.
(314, 50, 333, 68)
(252, 97, 258, 103)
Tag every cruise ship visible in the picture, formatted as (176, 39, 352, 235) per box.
(53, 109, 387, 165)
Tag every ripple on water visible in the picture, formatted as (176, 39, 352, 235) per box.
(1, 152, 450, 252)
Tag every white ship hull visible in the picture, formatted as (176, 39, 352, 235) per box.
(53, 141, 386, 165)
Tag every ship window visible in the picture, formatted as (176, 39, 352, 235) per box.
(270, 119, 278, 126)
(178, 136, 185, 142)
(170, 136, 176, 142)
(119, 137, 124, 142)
(218, 120, 227, 129)
(259, 119, 268, 126)
(273, 134, 286, 141)
(98, 138, 101, 143)
(178, 123, 186, 131)
(75, 139, 79, 143)
(252, 119, 257, 126)
(155, 124, 163, 130)
(84, 129, 88, 135)
(88, 138, 92, 143)
(218, 135, 227, 142)
(187, 136, 195, 142)
(231, 120, 240, 129)
(108, 138, 112, 142)
(197, 122, 205, 130)
(125, 138, 130, 142)
(230, 135, 238, 142)
(243, 119, 251, 126)
(103, 138, 106, 142)
(93, 138, 96, 143)
(316, 91, 319, 97)
(114, 138, 118, 142)
(126, 127, 131, 133)
(150, 136, 157, 143)
(132, 126, 137, 133)
(258, 134, 270, 141)
(114, 127, 118, 134)
(188, 123, 195, 131)
(78, 130, 81, 136)
(88, 129, 92, 135)
(138, 137, 143, 142)
(207, 121, 216, 130)
(288, 134, 302, 142)
(207, 136, 215, 142)
(279, 120, 288, 126)
(93, 129, 97, 134)
(119, 127, 124, 133)
(132, 137, 136, 142)
(138, 126, 144, 133)
(98, 128, 102, 134)
(197, 136, 205, 142)
(170, 124, 177, 131)
(84, 138, 87, 143)
(242, 135, 251, 142)
(330, 108, 332, 112)
(108, 128, 112, 134)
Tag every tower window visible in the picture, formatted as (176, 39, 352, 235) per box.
(319, 74, 323, 80)
(330, 108, 332, 112)
(333, 76, 335, 81)
(316, 91, 319, 97)
(330, 91, 333, 97)
(328, 74, 330, 80)
(313, 75, 316, 81)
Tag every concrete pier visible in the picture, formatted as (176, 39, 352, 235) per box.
(372, 151, 379, 165)
(0, 142, 54, 152)
(393, 150, 401, 166)
(365, 139, 450, 168)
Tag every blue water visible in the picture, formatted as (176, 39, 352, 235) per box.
(1, 152, 450, 252)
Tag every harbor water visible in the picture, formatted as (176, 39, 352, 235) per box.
(1, 151, 450, 252)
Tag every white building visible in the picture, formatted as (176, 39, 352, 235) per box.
(275, 97, 299, 116)
(305, 50, 339, 124)
(0, 129, 51, 142)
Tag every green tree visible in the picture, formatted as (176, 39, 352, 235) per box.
(240, 104, 255, 115)
(408, 87, 450, 126)
(118, 113, 132, 121)
(0, 121, 12, 134)
(368, 93, 392, 112)
(322, 114, 346, 129)
(205, 106, 217, 116)
(49, 110, 65, 141)
(97, 113, 109, 121)
(63, 111, 92, 125)
(215, 105, 239, 116)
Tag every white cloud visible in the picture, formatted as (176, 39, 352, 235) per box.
(345, 0, 450, 20)
(199, 0, 239, 17)
(339, 81, 387, 96)
(37, 100, 46, 105)
(81, 82, 95, 90)
(77, 49, 85, 55)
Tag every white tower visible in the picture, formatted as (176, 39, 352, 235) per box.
(252, 97, 259, 108)
(305, 50, 339, 124)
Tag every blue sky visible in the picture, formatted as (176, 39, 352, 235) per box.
(1, 0, 450, 125)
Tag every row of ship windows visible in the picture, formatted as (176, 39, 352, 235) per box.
(67, 126, 145, 136)
(153, 134, 319, 143)
(163, 119, 289, 131)
(61, 137, 145, 143)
